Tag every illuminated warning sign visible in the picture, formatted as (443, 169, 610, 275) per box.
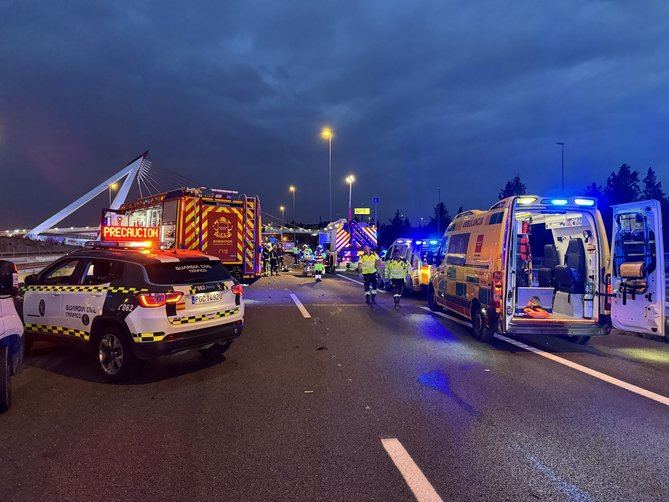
(354, 207, 371, 215)
(101, 225, 160, 243)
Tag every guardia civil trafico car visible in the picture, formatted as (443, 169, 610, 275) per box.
(17, 245, 244, 381)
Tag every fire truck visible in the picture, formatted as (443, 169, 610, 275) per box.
(321, 219, 378, 265)
(102, 188, 263, 282)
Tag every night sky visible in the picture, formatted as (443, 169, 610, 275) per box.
(1, 0, 668, 229)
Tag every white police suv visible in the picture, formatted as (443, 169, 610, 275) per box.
(17, 246, 244, 381)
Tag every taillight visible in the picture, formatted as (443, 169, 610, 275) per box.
(138, 293, 167, 308)
(231, 284, 244, 296)
(492, 271, 503, 310)
(605, 284, 613, 311)
(166, 292, 183, 304)
(138, 292, 183, 308)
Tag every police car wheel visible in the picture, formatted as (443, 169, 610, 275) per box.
(0, 346, 11, 413)
(97, 330, 135, 381)
(472, 309, 493, 343)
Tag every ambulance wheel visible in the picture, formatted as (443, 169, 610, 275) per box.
(0, 346, 11, 413)
(95, 328, 136, 382)
(427, 286, 440, 312)
(472, 308, 494, 343)
(566, 335, 590, 345)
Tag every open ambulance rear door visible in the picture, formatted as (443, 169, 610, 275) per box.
(610, 200, 665, 338)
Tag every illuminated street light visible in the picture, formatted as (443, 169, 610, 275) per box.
(279, 205, 285, 225)
(109, 182, 118, 206)
(345, 175, 355, 221)
(321, 127, 334, 222)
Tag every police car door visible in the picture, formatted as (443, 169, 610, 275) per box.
(68, 260, 123, 339)
(610, 200, 665, 337)
(23, 259, 84, 331)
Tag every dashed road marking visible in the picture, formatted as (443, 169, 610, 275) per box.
(289, 293, 311, 318)
(336, 273, 386, 293)
(420, 307, 669, 407)
(381, 438, 443, 502)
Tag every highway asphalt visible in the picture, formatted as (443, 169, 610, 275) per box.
(1, 270, 667, 501)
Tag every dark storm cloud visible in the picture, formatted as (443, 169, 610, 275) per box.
(1, 0, 668, 227)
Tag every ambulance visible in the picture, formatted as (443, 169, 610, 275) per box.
(107, 187, 262, 283)
(428, 196, 665, 344)
(17, 243, 245, 381)
(379, 238, 441, 292)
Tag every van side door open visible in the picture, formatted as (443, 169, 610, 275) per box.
(610, 200, 665, 337)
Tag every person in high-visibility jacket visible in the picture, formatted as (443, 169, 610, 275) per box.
(357, 245, 380, 304)
(385, 249, 410, 309)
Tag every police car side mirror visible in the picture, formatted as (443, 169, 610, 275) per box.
(0, 260, 19, 297)
(24, 274, 37, 286)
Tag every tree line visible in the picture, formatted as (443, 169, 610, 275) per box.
(377, 164, 668, 248)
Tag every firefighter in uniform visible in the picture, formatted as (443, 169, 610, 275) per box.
(358, 245, 380, 304)
(385, 249, 410, 309)
(269, 245, 279, 276)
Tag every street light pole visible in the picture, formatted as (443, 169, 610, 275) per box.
(556, 142, 565, 194)
(289, 186, 296, 244)
(346, 175, 355, 221)
(321, 127, 334, 222)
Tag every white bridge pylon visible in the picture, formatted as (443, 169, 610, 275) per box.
(26, 151, 150, 238)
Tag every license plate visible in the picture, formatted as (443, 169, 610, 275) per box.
(191, 291, 223, 305)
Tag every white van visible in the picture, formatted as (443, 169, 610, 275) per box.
(0, 260, 24, 412)
(427, 196, 665, 343)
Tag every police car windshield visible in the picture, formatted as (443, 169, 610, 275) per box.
(145, 261, 232, 285)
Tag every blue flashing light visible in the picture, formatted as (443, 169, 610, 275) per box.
(574, 198, 595, 207)
(550, 198, 569, 206)
(429, 240, 438, 245)
(415, 240, 423, 244)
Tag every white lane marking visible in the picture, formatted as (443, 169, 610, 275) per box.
(336, 273, 386, 293)
(418, 306, 470, 327)
(381, 438, 443, 502)
(289, 293, 311, 318)
(494, 333, 669, 407)
(419, 307, 669, 407)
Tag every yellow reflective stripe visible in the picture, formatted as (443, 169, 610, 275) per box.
(168, 308, 240, 325)
(132, 332, 167, 343)
(24, 323, 89, 341)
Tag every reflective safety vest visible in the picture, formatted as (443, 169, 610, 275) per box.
(385, 258, 409, 280)
(359, 253, 379, 274)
